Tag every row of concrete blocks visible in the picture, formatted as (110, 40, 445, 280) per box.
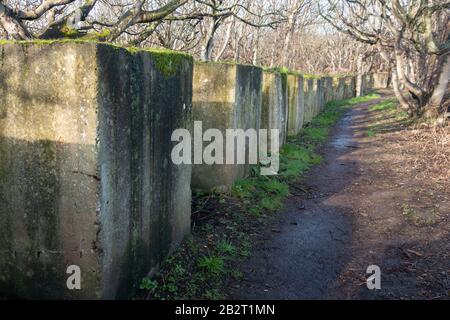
(0, 42, 377, 299)
(192, 64, 360, 192)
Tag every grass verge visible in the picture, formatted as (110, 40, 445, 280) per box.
(366, 97, 412, 137)
(138, 92, 381, 300)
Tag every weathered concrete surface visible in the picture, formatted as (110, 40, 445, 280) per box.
(303, 78, 315, 125)
(373, 72, 390, 89)
(359, 74, 375, 96)
(286, 74, 304, 136)
(0, 41, 193, 299)
(343, 76, 356, 99)
(350, 76, 357, 98)
(192, 62, 262, 192)
(280, 73, 289, 144)
(311, 78, 318, 119)
(315, 78, 325, 115)
(261, 71, 287, 148)
(343, 77, 350, 99)
(333, 77, 346, 101)
(311, 78, 319, 118)
(322, 77, 334, 104)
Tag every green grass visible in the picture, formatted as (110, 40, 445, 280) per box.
(300, 127, 330, 144)
(278, 144, 321, 179)
(216, 240, 236, 255)
(0, 39, 193, 78)
(232, 176, 290, 216)
(139, 278, 158, 291)
(327, 93, 380, 109)
(204, 289, 223, 300)
(366, 98, 411, 137)
(369, 98, 397, 112)
(198, 256, 226, 276)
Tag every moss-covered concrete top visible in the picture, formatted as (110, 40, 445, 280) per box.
(262, 67, 324, 79)
(264, 68, 355, 79)
(332, 73, 356, 78)
(263, 66, 288, 74)
(263, 67, 302, 76)
(0, 39, 193, 78)
(195, 60, 263, 71)
(0, 39, 187, 56)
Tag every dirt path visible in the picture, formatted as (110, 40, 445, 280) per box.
(228, 91, 450, 300)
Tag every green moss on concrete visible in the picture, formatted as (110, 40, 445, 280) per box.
(265, 67, 303, 76)
(264, 66, 290, 74)
(302, 73, 321, 79)
(0, 40, 193, 78)
(196, 61, 263, 79)
(0, 39, 99, 46)
(263, 67, 322, 79)
(82, 29, 111, 41)
(147, 48, 193, 78)
(0, 40, 353, 81)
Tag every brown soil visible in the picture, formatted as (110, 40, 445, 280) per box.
(227, 90, 450, 300)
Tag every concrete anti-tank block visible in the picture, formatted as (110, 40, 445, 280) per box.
(261, 71, 288, 148)
(286, 74, 305, 136)
(373, 72, 390, 88)
(192, 62, 262, 192)
(0, 41, 193, 299)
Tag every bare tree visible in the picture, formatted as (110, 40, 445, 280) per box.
(321, 0, 450, 118)
(0, 0, 190, 40)
(278, 0, 316, 67)
(0, 0, 373, 79)
(188, 0, 281, 61)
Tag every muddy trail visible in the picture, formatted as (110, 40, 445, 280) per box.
(228, 91, 450, 300)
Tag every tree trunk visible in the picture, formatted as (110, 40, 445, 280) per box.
(0, 3, 32, 39)
(280, 13, 295, 67)
(423, 54, 450, 118)
(214, 17, 234, 62)
(252, 27, 261, 65)
(392, 69, 415, 117)
(201, 19, 216, 61)
(356, 53, 364, 96)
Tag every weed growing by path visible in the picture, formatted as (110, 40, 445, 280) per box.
(216, 240, 236, 255)
(139, 93, 381, 300)
(198, 256, 226, 276)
